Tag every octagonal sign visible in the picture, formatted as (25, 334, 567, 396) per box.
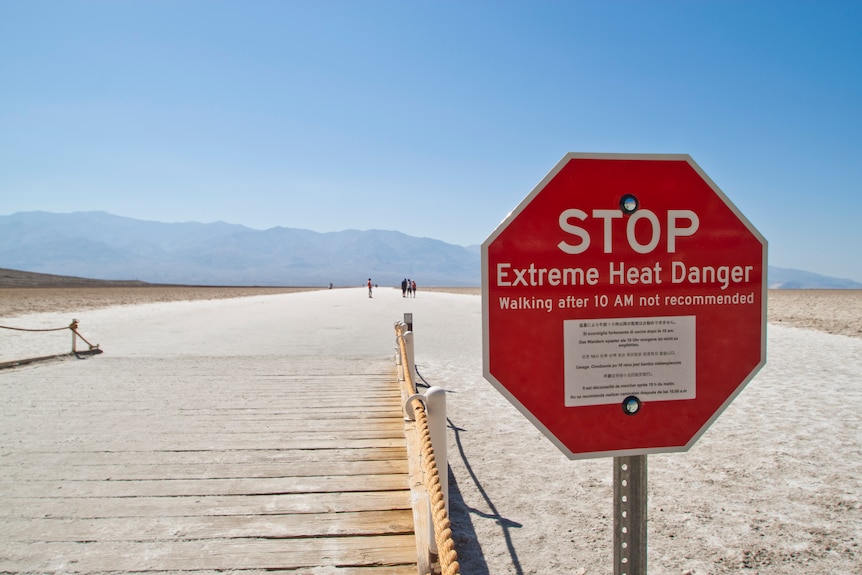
(482, 153, 767, 459)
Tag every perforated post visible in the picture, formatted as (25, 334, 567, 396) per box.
(614, 455, 647, 575)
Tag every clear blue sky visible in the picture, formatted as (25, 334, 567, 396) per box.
(1, 1, 860, 281)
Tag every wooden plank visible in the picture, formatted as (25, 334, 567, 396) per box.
(0, 427, 409, 443)
(0, 459, 409, 481)
(1, 509, 415, 542)
(0, 413, 407, 426)
(0, 474, 409, 497)
(398, 354, 435, 575)
(0, 437, 408, 452)
(405, 415, 434, 575)
(0, 410, 406, 424)
(0, 433, 408, 451)
(0, 536, 419, 572)
(0, 490, 413, 521)
(1, 393, 402, 406)
(0, 446, 408, 467)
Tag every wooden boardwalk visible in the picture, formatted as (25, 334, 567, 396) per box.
(0, 355, 419, 574)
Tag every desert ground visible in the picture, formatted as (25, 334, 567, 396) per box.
(1, 284, 860, 574)
(2, 286, 861, 339)
(0, 286, 320, 318)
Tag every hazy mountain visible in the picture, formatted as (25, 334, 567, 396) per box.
(1, 211, 859, 289)
(767, 266, 862, 289)
(0, 211, 479, 286)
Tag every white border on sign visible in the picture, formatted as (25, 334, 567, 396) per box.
(480, 153, 768, 460)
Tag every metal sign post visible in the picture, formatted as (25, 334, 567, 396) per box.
(481, 153, 767, 573)
(614, 455, 647, 575)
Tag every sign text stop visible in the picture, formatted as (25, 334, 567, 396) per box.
(482, 153, 767, 459)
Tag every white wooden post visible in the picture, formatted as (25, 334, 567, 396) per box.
(425, 386, 448, 515)
(403, 331, 415, 383)
(394, 322, 405, 381)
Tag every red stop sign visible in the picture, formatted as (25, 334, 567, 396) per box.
(482, 154, 766, 459)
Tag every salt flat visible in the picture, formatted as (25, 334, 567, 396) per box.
(1, 287, 860, 574)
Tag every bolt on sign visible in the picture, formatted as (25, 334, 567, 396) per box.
(482, 153, 767, 459)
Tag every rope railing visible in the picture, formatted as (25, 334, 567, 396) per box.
(395, 321, 460, 575)
(0, 324, 68, 332)
(0, 319, 101, 369)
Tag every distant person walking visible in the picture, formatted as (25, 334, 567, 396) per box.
(411, 279, 417, 297)
(406, 279, 413, 298)
(367, 278, 373, 298)
(401, 278, 408, 298)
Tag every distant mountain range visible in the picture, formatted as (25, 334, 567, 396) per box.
(0, 211, 479, 287)
(0, 211, 859, 289)
(766, 266, 862, 289)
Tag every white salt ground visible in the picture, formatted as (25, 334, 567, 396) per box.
(1, 287, 860, 574)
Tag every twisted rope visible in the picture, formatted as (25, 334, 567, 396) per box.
(70, 326, 99, 350)
(397, 324, 460, 575)
(0, 320, 100, 350)
(0, 324, 69, 332)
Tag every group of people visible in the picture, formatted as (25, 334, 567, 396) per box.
(363, 277, 417, 298)
(401, 278, 417, 298)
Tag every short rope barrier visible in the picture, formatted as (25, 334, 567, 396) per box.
(396, 322, 460, 575)
(0, 324, 69, 332)
(0, 319, 101, 370)
(69, 320, 99, 351)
